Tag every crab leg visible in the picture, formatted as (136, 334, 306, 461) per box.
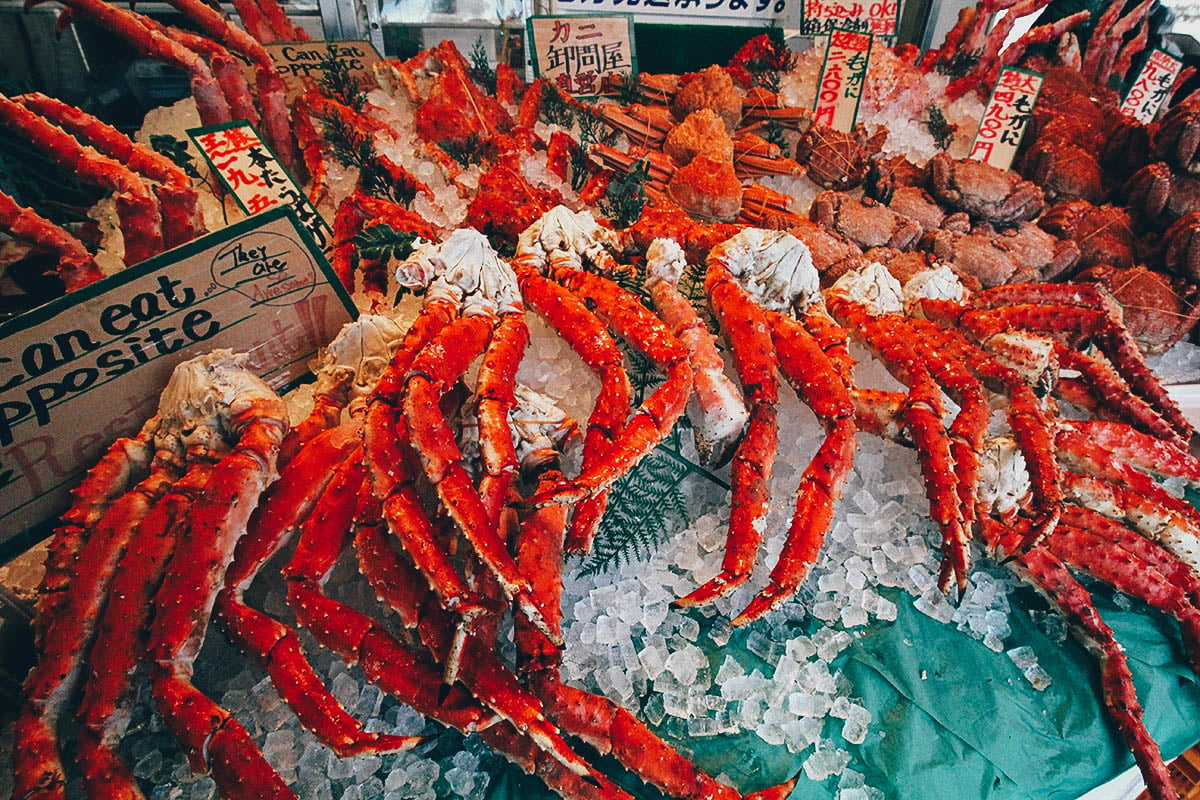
(0, 189, 101, 291)
(1059, 419, 1200, 484)
(512, 266, 631, 553)
(475, 312, 531, 524)
(75, 457, 223, 800)
(330, 192, 437, 295)
(979, 515, 1177, 800)
(146, 355, 289, 800)
(14, 446, 182, 800)
(1054, 345, 1179, 444)
(673, 256, 779, 607)
(48, 0, 232, 126)
(15, 92, 205, 249)
(0, 94, 164, 265)
(645, 238, 749, 468)
(733, 309, 857, 624)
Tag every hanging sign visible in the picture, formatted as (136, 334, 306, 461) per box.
(1120, 49, 1183, 123)
(801, 0, 900, 38)
(189, 120, 332, 250)
(527, 14, 637, 97)
(968, 66, 1043, 170)
(0, 208, 355, 559)
(550, 0, 787, 25)
(813, 29, 872, 132)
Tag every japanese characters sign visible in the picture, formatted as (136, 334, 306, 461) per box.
(813, 29, 872, 132)
(968, 66, 1043, 170)
(188, 120, 332, 250)
(1120, 49, 1183, 123)
(0, 208, 355, 558)
(801, 0, 900, 39)
(528, 15, 636, 96)
(551, 0, 787, 24)
(250, 40, 382, 101)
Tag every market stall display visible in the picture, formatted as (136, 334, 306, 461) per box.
(6, 0, 1200, 798)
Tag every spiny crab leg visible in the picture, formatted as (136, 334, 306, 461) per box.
(145, 352, 290, 800)
(13, 435, 183, 800)
(15, 92, 205, 249)
(977, 514, 1178, 800)
(0, 93, 165, 266)
(1053, 345, 1179, 444)
(47, 0, 232, 127)
(1059, 419, 1200, 484)
(516, 207, 693, 512)
(645, 237, 749, 468)
(0, 189, 102, 291)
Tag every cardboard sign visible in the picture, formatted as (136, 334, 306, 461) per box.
(189, 120, 332, 250)
(801, 0, 900, 39)
(550, 0, 786, 24)
(0, 208, 355, 559)
(241, 40, 382, 101)
(528, 15, 636, 97)
(1121, 49, 1183, 123)
(813, 29, 872, 132)
(968, 67, 1043, 170)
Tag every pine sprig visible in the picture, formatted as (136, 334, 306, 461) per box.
(319, 112, 411, 205)
(468, 37, 497, 95)
(599, 157, 650, 228)
(925, 106, 956, 151)
(353, 224, 419, 263)
(578, 447, 691, 577)
(439, 135, 483, 169)
(540, 84, 577, 129)
(319, 42, 367, 111)
(150, 134, 202, 180)
(571, 109, 615, 192)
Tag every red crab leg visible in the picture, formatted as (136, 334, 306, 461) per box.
(674, 262, 779, 607)
(229, 0, 308, 43)
(157, 0, 297, 169)
(476, 312, 531, 525)
(15, 93, 205, 249)
(0, 94, 164, 266)
(278, 365, 355, 465)
(1047, 515, 1200, 675)
(733, 310, 858, 624)
(213, 427, 420, 758)
(75, 457, 222, 800)
(826, 298, 971, 593)
(34, 427, 155, 644)
(513, 264, 632, 553)
(330, 192, 438, 294)
(291, 103, 328, 205)
(13, 447, 182, 800)
(1062, 471, 1200, 565)
(48, 0, 232, 126)
(524, 260, 693, 507)
(979, 516, 1178, 800)
(1054, 345, 1179, 445)
(0, 189, 101, 291)
(147, 389, 289, 800)
(1060, 419, 1200, 484)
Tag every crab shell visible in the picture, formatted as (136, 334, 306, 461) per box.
(1076, 264, 1200, 355)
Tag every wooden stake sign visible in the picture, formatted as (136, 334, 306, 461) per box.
(1120, 49, 1184, 123)
(813, 29, 872, 132)
(968, 66, 1043, 170)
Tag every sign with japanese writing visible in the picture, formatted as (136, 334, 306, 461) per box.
(551, 0, 787, 24)
(813, 29, 872, 132)
(188, 120, 332, 250)
(0, 208, 355, 559)
(1120, 49, 1183, 123)
(801, 0, 900, 38)
(250, 40, 382, 101)
(528, 15, 636, 97)
(968, 66, 1043, 170)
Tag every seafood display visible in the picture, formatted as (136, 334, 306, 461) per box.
(8, 0, 1200, 798)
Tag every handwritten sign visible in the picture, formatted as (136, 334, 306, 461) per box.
(528, 14, 636, 97)
(0, 208, 355, 559)
(813, 29, 872, 132)
(551, 0, 786, 24)
(1121, 49, 1183, 123)
(968, 67, 1043, 170)
(249, 40, 382, 101)
(189, 120, 332, 250)
(801, 0, 900, 38)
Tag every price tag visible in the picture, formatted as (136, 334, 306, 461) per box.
(801, 0, 901, 40)
(968, 66, 1043, 170)
(550, 0, 787, 25)
(0, 208, 355, 559)
(1120, 49, 1183, 123)
(189, 120, 332, 250)
(813, 29, 872, 132)
(527, 14, 636, 97)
